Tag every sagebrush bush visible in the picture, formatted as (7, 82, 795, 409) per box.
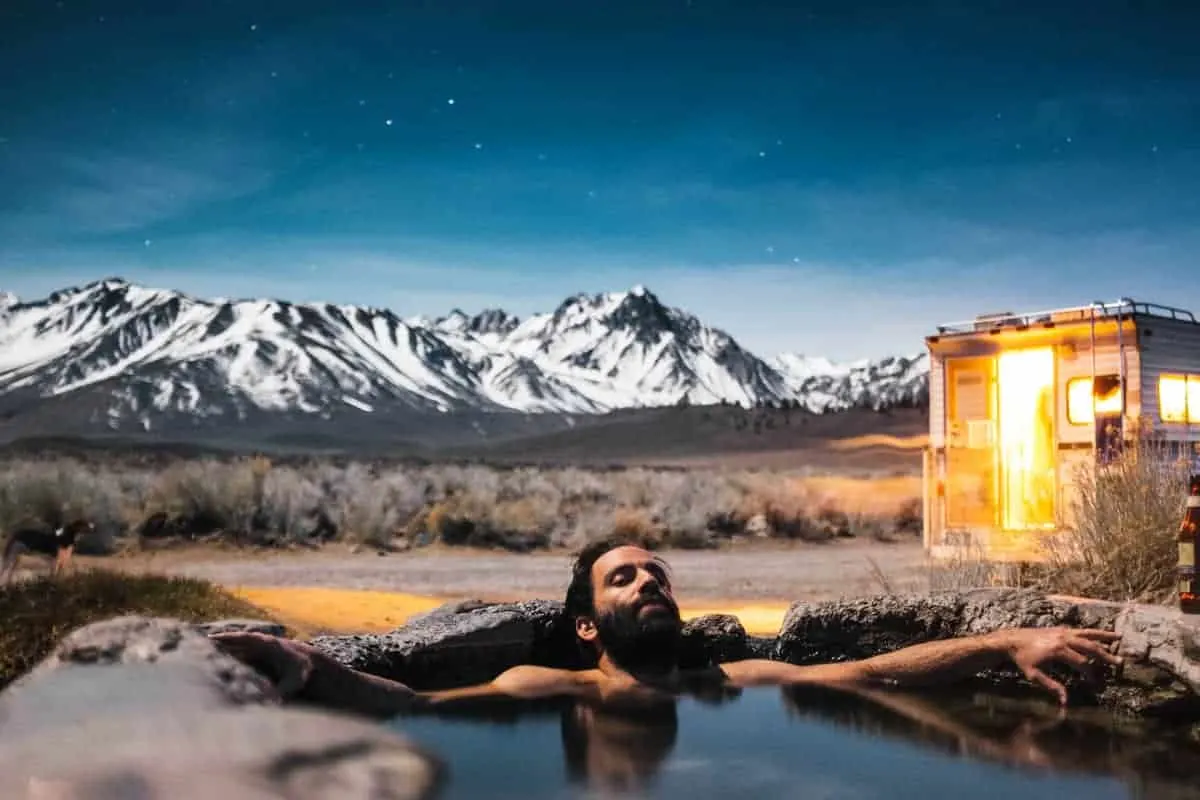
(0, 454, 922, 552)
(1037, 429, 1192, 603)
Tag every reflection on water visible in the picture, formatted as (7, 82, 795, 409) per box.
(389, 684, 1200, 799)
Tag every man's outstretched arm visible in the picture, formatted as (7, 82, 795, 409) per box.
(211, 632, 595, 718)
(718, 627, 1123, 705)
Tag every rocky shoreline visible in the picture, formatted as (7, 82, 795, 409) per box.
(310, 587, 1200, 721)
(2, 588, 1198, 797)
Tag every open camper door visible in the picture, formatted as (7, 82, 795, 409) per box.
(943, 348, 1058, 536)
(944, 356, 997, 530)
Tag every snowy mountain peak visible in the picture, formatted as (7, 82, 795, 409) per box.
(0, 277, 928, 433)
(435, 307, 520, 336)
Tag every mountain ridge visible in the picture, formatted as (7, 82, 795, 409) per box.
(0, 277, 929, 439)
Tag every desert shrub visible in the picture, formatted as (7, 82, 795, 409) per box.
(325, 464, 405, 548)
(142, 458, 263, 536)
(1037, 430, 1192, 603)
(0, 453, 920, 553)
(611, 506, 663, 549)
(0, 569, 285, 691)
(260, 467, 326, 539)
(0, 460, 123, 530)
(0, 461, 126, 554)
(891, 498, 923, 537)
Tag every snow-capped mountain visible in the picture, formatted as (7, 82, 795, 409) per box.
(0, 278, 928, 433)
(770, 353, 929, 413)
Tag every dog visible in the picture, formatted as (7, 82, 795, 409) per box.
(0, 518, 95, 585)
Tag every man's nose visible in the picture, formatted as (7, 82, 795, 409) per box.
(636, 569, 662, 593)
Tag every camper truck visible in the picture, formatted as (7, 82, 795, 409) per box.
(922, 298, 1200, 562)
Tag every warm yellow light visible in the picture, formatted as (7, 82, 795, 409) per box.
(997, 348, 1056, 530)
(1160, 375, 1189, 423)
(1189, 377, 1200, 424)
(1066, 376, 1122, 425)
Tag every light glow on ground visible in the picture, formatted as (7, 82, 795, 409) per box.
(232, 586, 790, 638)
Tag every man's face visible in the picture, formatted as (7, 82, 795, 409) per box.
(579, 545, 682, 670)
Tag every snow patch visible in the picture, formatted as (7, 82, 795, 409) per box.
(342, 395, 374, 413)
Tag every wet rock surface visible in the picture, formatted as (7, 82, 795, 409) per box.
(0, 616, 444, 799)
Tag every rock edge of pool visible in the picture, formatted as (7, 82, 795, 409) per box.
(1, 587, 1198, 798)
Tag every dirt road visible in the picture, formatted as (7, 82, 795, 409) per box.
(100, 539, 929, 605)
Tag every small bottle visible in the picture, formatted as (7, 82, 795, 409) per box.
(1179, 475, 1200, 615)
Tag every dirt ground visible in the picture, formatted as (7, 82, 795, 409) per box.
(92, 538, 926, 603)
(60, 539, 930, 636)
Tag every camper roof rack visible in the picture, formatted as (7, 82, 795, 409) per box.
(933, 298, 1197, 336)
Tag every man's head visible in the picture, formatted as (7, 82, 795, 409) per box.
(564, 536, 682, 672)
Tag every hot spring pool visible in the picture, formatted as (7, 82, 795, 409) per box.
(387, 684, 1200, 799)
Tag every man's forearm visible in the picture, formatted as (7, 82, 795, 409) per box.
(849, 629, 1016, 686)
(724, 630, 1016, 689)
(300, 657, 420, 718)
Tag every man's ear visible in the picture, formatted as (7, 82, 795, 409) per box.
(575, 616, 598, 643)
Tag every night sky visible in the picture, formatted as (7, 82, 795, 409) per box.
(2, 0, 1198, 359)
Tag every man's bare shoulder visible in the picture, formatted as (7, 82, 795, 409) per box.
(421, 664, 605, 705)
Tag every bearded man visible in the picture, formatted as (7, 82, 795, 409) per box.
(211, 536, 1123, 714)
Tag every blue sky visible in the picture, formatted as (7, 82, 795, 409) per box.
(1, 0, 1197, 360)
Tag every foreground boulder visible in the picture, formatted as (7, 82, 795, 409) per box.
(0, 616, 444, 799)
(311, 589, 1200, 722)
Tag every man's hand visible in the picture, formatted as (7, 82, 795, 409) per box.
(210, 631, 325, 699)
(210, 631, 421, 716)
(1000, 627, 1123, 705)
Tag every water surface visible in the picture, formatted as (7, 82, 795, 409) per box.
(388, 684, 1200, 799)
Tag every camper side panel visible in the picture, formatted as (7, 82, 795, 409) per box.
(1136, 317, 1200, 438)
(928, 351, 946, 448)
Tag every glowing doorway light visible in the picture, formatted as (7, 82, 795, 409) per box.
(997, 348, 1056, 530)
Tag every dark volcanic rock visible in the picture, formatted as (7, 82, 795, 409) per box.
(311, 599, 577, 689)
(678, 613, 748, 667)
(192, 618, 289, 637)
(774, 588, 1120, 665)
(776, 589, 1126, 661)
(776, 589, 1199, 717)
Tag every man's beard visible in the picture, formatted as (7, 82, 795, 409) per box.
(594, 592, 682, 673)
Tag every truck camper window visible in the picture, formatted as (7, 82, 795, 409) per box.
(1066, 374, 1121, 425)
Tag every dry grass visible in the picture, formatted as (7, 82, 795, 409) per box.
(866, 540, 1007, 596)
(0, 569, 284, 690)
(0, 455, 924, 554)
(1035, 429, 1192, 603)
